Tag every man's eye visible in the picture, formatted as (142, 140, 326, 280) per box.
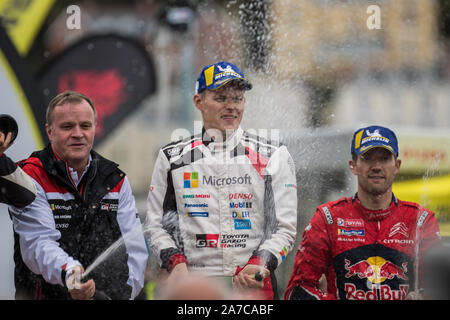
(215, 97, 226, 102)
(232, 97, 243, 103)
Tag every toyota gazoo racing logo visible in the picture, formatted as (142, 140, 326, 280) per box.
(100, 202, 119, 212)
(343, 256, 409, 300)
(195, 234, 219, 248)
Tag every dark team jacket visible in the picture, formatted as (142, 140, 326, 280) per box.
(12, 145, 133, 300)
(285, 194, 441, 300)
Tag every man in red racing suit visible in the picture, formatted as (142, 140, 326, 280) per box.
(285, 125, 441, 300)
(285, 194, 440, 300)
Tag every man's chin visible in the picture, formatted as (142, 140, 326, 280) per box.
(65, 152, 90, 164)
(367, 186, 389, 197)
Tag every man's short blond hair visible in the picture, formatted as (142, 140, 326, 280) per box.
(46, 90, 97, 125)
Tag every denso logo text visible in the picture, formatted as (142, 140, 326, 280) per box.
(229, 193, 253, 200)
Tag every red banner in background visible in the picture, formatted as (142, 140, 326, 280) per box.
(37, 34, 157, 145)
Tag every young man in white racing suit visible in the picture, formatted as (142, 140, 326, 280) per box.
(145, 61, 298, 299)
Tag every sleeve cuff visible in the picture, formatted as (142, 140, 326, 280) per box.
(250, 249, 278, 270)
(62, 262, 82, 288)
(167, 253, 187, 273)
(246, 255, 267, 268)
(234, 255, 268, 276)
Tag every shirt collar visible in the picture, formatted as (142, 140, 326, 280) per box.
(68, 155, 92, 187)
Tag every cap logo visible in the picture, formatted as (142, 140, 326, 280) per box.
(204, 65, 215, 86)
(354, 129, 364, 149)
(217, 64, 235, 73)
(362, 134, 390, 145)
(366, 129, 382, 137)
(214, 64, 241, 81)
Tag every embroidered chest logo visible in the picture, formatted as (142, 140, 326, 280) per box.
(388, 222, 409, 238)
(100, 202, 119, 212)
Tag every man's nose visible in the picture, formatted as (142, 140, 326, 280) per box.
(71, 126, 83, 137)
(370, 159, 383, 170)
(224, 99, 240, 109)
(224, 102, 236, 110)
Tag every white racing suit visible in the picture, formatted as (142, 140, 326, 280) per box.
(145, 127, 297, 299)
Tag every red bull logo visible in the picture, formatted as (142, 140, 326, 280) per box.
(345, 256, 408, 283)
(345, 283, 409, 300)
(344, 259, 373, 280)
(344, 256, 409, 300)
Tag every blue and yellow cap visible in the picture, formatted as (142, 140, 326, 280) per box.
(195, 61, 252, 94)
(351, 125, 399, 156)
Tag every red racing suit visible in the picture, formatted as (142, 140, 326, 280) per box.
(285, 194, 441, 300)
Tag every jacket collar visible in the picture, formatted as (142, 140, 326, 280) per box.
(39, 144, 118, 187)
(352, 192, 398, 221)
(202, 126, 244, 153)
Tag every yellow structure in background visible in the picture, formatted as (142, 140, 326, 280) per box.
(0, 0, 55, 55)
(393, 130, 450, 237)
(393, 175, 450, 237)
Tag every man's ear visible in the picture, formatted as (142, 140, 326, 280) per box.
(193, 94, 203, 111)
(45, 123, 52, 142)
(394, 158, 402, 174)
(349, 159, 357, 175)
